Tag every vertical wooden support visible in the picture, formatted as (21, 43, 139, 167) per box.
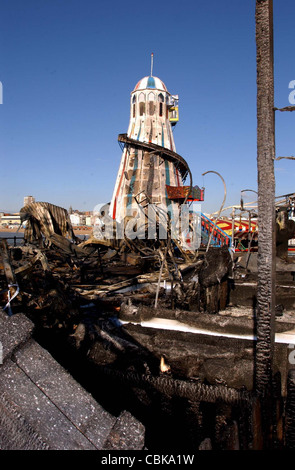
(285, 370, 295, 448)
(0, 239, 18, 315)
(255, 0, 276, 396)
(254, 0, 276, 447)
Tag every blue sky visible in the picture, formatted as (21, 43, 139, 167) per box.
(1, 0, 295, 215)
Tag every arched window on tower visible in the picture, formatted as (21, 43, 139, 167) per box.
(132, 95, 136, 118)
(139, 93, 145, 116)
(159, 93, 164, 117)
(148, 92, 155, 116)
(139, 103, 145, 116)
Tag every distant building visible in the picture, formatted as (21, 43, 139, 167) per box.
(85, 216, 92, 226)
(69, 213, 81, 226)
(24, 196, 35, 207)
(1, 213, 21, 227)
(69, 211, 93, 226)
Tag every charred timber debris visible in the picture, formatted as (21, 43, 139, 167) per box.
(1, 201, 295, 449)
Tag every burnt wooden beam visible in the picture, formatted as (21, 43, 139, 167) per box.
(255, 0, 277, 448)
(274, 106, 295, 112)
(255, 0, 276, 397)
(0, 239, 19, 315)
(0, 239, 16, 286)
(118, 133, 192, 183)
(275, 156, 295, 161)
(99, 366, 252, 406)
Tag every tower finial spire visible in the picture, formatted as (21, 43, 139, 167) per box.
(150, 52, 154, 77)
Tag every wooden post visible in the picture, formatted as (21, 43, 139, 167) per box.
(255, 0, 276, 447)
(0, 239, 19, 315)
(285, 370, 295, 448)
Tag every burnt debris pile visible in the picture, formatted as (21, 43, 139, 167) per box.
(1, 202, 295, 450)
(0, 229, 232, 331)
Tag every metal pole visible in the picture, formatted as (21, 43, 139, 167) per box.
(202, 170, 227, 252)
(231, 207, 235, 259)
(248, 211, 251, 252)
(151, 52, 154, 77)
(241, 190, 258, 253)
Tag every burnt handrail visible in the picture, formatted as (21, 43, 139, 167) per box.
(118, 133, 191, 182)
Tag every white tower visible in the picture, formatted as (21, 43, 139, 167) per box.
(108, 57, 200, 246)
(111, 67, 186, 217)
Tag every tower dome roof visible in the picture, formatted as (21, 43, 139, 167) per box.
(133, 76, 168, 92)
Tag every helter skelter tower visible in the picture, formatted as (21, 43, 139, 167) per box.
(109, 55, 203, 241)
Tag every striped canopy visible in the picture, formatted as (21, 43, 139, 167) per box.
(133, 76, 167, 92)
